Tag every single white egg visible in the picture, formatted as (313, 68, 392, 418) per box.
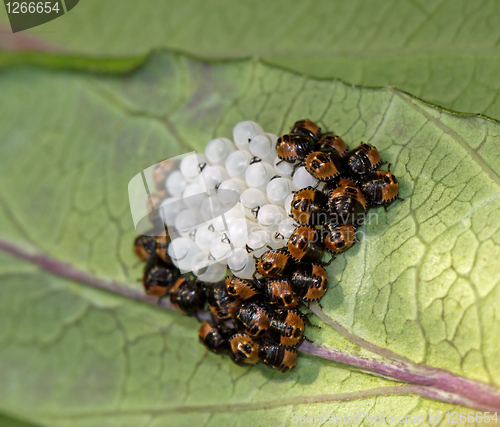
(180, 153, 207, 182)
(191, 253, 227, 283)
(266, 177, 294, 205)
(265, 133, 278, 143)
(284, 193, 294, 216)
(233, 121, 264, 150)
(274, 155, 295, 177)
(182, 183, 207, 208)
(240, 188, 268, 220)
(227, 218, 250, 248)
(205, 137, 236, 164)
(227, 248, 256, 280)
(225, 150, 253, 179)
(249, 134, 274, 160)
(278, 218, 296, 240)
(195, 223, 218, 251)
(158, 197, 184, 227)
(245, 161, 275, 190)
(168, 237, 191, 262)
(246, 229, 272, 257)
(210, 238, 231, 261)
(199, 165, 229, 190)
(168, 237, 201, 272)
(200, 196, 223, 221)
(165, 170, 187, 197)
(217, 180, 247, 209)
(174, 209, 201, 233)
(212, 205, 246, 231)
(293, 166, 318, 189)
(257, 204, 287, 227)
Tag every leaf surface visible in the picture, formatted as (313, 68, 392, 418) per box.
(0, 53, 499, 426)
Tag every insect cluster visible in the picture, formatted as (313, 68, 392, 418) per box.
(132, 119, 401, 373)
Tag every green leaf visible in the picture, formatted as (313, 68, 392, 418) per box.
(2, 0, 500, 120)
(0, 413, 42, 427)
(1, 52, 499, 426)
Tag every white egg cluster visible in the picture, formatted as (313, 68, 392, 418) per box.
(156, 121, 319, 283)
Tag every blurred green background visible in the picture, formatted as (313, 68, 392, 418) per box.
(2, 0, 500, 120)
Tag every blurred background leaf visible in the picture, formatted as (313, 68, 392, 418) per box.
(0, 413, 41, 427)
(1, 0, 500, 119)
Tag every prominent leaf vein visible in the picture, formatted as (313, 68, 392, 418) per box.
(1, 239, 499, 412)
(389, 87, 500, 187)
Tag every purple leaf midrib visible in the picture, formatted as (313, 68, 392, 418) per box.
(0, 238, 499, 412)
